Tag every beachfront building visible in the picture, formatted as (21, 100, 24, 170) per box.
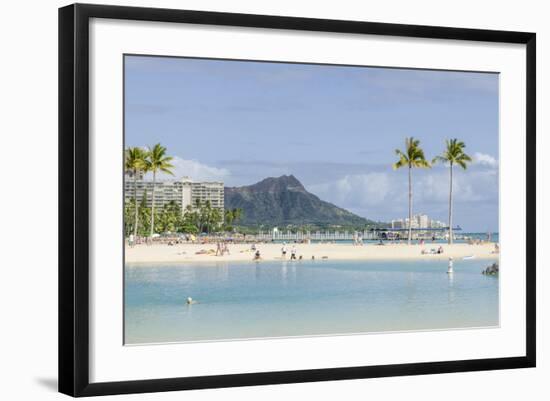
(391, 219, 405, 229)
(125, 169, 144, 181)
(392, 214, 446, 230)
(429, 219, 447, 229)
(416, 214, 429, 229)
(124, 175, 224, 215)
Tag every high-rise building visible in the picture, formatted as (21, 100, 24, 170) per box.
(405, 217, 419, 229)
(391, 214, 447, 229)
(416, 214, 429, 229)
(391, 219, 405, 229)
(124, 175, 224, 215)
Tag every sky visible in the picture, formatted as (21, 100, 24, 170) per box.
(125, 55, 499, 232)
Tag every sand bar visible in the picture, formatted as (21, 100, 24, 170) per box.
(125, 242, 499, 264)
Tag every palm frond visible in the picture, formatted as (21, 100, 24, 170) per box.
(147, 143, 175, 175)
(393, 137, 430, 169)
(434, 138, 472, 169)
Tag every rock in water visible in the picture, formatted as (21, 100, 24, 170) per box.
(482, 262, 499, 275)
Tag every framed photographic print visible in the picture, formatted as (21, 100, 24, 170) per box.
(58, 3, 536, 397)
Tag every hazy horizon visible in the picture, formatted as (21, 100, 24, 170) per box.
(125, 55, 499, 232)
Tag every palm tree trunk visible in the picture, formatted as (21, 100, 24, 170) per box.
(133, 171, 139, 238)
(150, 171, 156, 238)
(408, 165, 412, 245)
(448, 163, 454, 245)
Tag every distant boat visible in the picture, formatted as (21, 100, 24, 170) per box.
(463, 255, 475, 260)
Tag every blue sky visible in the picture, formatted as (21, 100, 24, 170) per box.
(125, 55, 499, 232)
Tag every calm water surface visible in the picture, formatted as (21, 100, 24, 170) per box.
(124, 259, 499, 344)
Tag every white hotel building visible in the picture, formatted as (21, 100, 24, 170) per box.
(391, 214, 446, 230)
(124, 175, 224, 215)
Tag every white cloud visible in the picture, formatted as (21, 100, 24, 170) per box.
(145, 157, 230, 182)
(416, 169, 498, 203)
(308, 173, 390, 208)
(473, 152, 498, 168)
(306, 167, 498, 221)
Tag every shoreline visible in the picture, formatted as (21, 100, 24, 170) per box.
(125, 243, 499, 265)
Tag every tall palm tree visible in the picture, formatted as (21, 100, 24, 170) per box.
(224, 209, 234, 226)
(146, 143, 174, 237)
(433, 138, 472, 244)
(393, 137, 431, 245)
(125, 147, 147, 238)
(232, 208, 243, 226)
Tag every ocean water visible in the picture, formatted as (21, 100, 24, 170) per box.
(124, 259, 499, 344)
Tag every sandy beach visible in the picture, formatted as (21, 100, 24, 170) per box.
(125, 242, 499, 264)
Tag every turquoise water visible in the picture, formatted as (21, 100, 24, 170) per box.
(124, 259, 499, 344)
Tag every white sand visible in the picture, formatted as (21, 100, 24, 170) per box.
(125, 242, 499, 264)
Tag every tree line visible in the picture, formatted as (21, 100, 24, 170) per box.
(123, 196, 244, 237)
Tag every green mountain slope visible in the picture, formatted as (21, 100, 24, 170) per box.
(224, 175, 373, 228)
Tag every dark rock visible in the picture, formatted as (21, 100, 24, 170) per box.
(482, 262, 499, 275)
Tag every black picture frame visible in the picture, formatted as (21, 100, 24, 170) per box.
(59, 3, 536, 397)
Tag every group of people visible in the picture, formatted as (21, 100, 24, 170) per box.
(127, 234, 152, 247)
(421, 245, 445, 255)
(252, 242, 314, 262)
(280, 242, 298, 260)
(215, 241, 230, 256)
(352, 233, 364, 246)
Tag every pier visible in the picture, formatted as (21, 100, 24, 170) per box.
(252, 227, 461, 242)
(255, 230, 379, 242)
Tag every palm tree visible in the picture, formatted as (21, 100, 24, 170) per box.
(433, 138, 472, 244)
(203, 200, 213, 233)
(393, 137, 431, 245)
(125, 147, 147, 238)
(232, 208, 243, 226)
(184, 204, 200, 232)
(146, 143, 174, 237)
(224, 209, 234, 227)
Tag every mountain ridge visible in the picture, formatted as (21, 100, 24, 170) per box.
(224, 175, 372, 228)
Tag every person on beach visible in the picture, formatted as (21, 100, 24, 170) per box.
(216, 241, 222, 256)
(281, 243, 287, 259)
(290, 245, 297, 260)
(128, 234, 134, 247)
(223, 242, 230, 255)
(253, 249, 261, 261)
